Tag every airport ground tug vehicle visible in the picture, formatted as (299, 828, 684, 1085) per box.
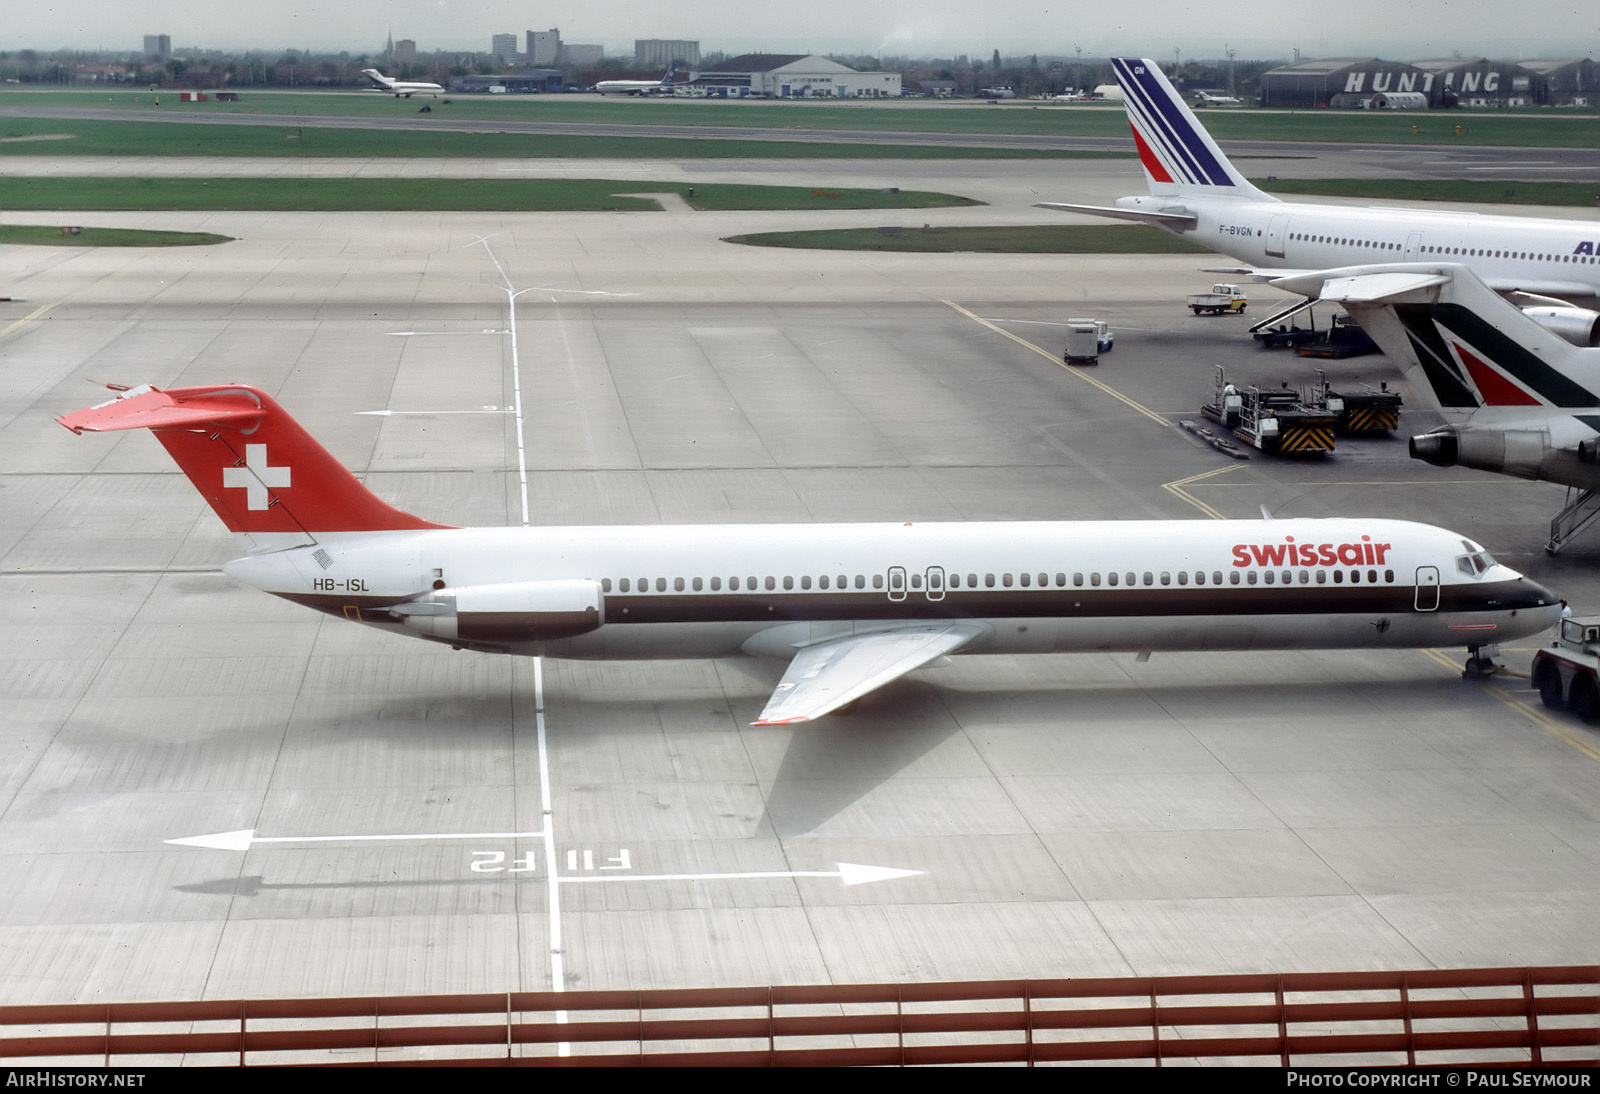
(1533, 615, 1600, 721)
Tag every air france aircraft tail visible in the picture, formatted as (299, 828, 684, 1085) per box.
(1033, 57, 1269, 228)
(57, 384, 450, 544)
(1111, 57, 1270, 203)
(1270, 262, 1600, 550)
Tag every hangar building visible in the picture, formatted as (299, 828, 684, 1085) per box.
(1261, 59, 1428, 108)
(690, 54, 901, 98)
(1520, 58, 1598, 105)
(1410, 58, 1539, 106)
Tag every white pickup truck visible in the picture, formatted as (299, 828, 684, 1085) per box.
(1187, 284, 1248, 315)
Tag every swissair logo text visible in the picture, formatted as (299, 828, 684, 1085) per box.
(1232, 536, 1392, 568)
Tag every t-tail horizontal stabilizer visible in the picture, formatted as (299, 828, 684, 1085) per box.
(57, 383, 450, 539)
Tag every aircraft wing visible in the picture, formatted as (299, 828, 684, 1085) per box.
(753, 624, 984, 726)
(1033, 201, 1197, 227)
(1208, 263, 1597, 304)
(1272, 268, 1453, 304)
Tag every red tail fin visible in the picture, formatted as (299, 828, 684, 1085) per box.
(58, 384, 451, 534)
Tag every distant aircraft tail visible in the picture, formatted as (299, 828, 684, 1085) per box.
(58, 384, 451, 539)
(1112, 58, 1271, 202)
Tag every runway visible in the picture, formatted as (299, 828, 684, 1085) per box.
(3, 159, 1600, 1004)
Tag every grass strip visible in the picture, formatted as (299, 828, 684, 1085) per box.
(0, 117, 1089, 159)
(0, 225, 233, 246)
(723, 224, 1210, 253)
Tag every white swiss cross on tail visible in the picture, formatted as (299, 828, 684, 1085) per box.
(222, 444, 291, 510)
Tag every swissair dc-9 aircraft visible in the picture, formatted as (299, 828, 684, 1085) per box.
(359, 69, 445, 98)
(59, 385, 1560, 721)
(1039, 58, 1600, 312)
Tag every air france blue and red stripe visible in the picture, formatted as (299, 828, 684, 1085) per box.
(1112, 58, 1251, 193)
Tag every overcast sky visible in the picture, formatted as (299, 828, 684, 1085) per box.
(9, 0, 1598, 61)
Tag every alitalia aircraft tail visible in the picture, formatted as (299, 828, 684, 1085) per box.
(57, 384, 451, 539)
(1271, 262, 1600, 550)
(1272, 264, 1600, 418)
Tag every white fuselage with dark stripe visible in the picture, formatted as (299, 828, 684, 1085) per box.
(224, 517, 1559, 659)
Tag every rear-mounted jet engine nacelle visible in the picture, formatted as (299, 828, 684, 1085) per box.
(392, 579, 604, 644)
(1410, 427, 1553, 481)
(1522, 306, 1600, 348)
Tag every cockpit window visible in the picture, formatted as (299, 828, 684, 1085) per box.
(1455, 550, 1495, 577)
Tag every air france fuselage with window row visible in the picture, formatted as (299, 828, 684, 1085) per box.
(1040, 58, 1600, 302)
